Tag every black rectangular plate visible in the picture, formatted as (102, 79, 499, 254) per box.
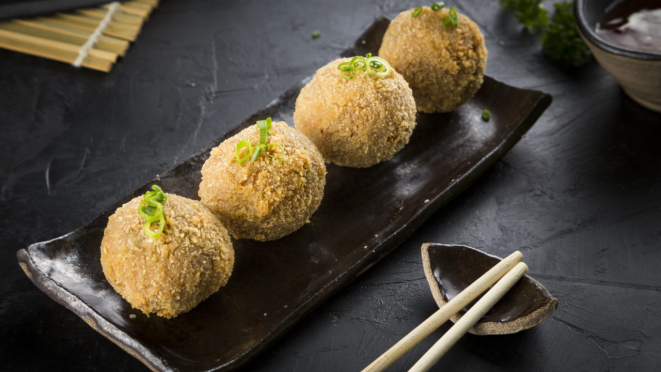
(16, 17, 552, 372)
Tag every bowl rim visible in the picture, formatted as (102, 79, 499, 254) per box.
(574, 0, 661, 61)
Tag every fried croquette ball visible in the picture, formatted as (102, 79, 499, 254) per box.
(293, 58, 417, 168)
(379, 6, 488, 113)
(101, 194, 234, 319)
(199, 121, 326, 241)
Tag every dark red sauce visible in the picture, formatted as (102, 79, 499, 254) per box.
(595, 0, 661, 55)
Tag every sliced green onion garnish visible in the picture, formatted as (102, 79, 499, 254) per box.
(256, 117, 272, 145)
(337, 53, 392, 81)
(236, 140, 253, 163)
(338, 61, 352, 70)
(366, 55, 391, 77)
(144, 214, 165, 239)
(235, 117, 286, 164)
(431, 2, 445, 11)
(412, 6, 423, 17)
(265, 143, 286, 164)
(139, 198, 162, 223)
(312, 30, 321, 39)
(442, 6, 458, 27)
(482, 109, 491, 121)
(338, 61, 354, 80)
(350, 56, 367, 70)
(251, 146, 262, 162)
(138, 185, 168, 239)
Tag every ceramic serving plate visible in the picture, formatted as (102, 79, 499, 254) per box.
(574, 0, 661, 112)
(16, 17, 552, 372)
(422, 244, 558, 336)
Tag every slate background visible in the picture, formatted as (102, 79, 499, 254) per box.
(1, 0, 660, 371)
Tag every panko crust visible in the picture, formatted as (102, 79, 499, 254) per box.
(294, 58, 417, 168)
(199, 121, 326, 241)
(379, 6, 488, 113)
(100, 194, 234, 319)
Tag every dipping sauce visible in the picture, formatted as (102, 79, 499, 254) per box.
(595, 0, 661, 55)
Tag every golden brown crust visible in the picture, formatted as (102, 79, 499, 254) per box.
(293, 57, 417, 168)
(100, 194, 235, 319)
(379, 6, 488, 113)
(198, 121, 326, 241)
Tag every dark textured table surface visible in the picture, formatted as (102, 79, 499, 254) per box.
(2, 1, 661, 371)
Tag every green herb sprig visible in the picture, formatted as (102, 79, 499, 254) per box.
(500, 0, 548, 32)
(501, 0, 590, 65)
(541, 1, 591, 66)
(236, 118, 286, 164)
(337, 53, 392, 81)
(138, 185, 168, 239)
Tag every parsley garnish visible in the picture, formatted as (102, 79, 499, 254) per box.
(500, 0, 590, 66)
(500, 0, 548, 32)
(541, 1, 591, 66)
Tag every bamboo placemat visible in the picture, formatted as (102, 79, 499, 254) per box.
(0, 0, 158, 72)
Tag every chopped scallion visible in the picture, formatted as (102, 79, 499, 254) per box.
(337, 53, 392, 80)
(431, 2, 445, 11)
(235, 117, 286, 164)
(442, 6, 459, 27)
(138, 185, 168, 239)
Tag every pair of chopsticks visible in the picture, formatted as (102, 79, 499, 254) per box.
(363, 251, 527, 372)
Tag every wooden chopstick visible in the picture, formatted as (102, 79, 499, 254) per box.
(0, 28, 117, 62)
(14, 19, 130, 56)
(0, 21, 122, 59)
(362, 251, 523, 372)
(38, 16, 138, 41)
(0, 28, 114, 71)
(77, 8, 144, 26)
(409, 262, 529, 372)
(102, 3, 151, 19)
(56, 13, 140, 33)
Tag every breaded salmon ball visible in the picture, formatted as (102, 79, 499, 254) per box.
(199, 121, 326, 241)
(101, 193, 234, 319)
(294, 57, 417, 168)
(379, 6, 488, 113)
